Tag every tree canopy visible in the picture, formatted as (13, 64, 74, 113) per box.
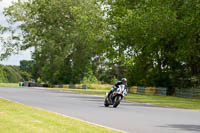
(1, 0, 200, 92)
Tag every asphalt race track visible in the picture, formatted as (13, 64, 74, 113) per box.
(0, 87, 200, 133)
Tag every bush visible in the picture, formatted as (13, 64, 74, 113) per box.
(81, 76, 101, 84)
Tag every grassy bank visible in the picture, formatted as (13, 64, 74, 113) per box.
(0, 98, 120, 133)
(0, 83, 19, 88)
(125, 94, 200, 110)
(49, 88, 200, 111)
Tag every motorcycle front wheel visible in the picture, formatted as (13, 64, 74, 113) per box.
(113, 95, 122, 108)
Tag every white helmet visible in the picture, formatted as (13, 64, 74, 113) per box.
(121, 78, 127, 84)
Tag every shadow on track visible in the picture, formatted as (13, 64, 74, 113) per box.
(159, 124, 200, 132)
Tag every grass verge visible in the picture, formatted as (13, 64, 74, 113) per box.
(52, 88, 108, 96)
(0, 83, 19, 88)
(125, 94, 200, 110)
(49, 88, 200, 111)
(0, 98, 120, 133)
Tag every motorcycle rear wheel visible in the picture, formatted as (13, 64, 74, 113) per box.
(104, 98, 109, 107)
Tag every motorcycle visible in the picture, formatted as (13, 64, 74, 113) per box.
(104, 84, 127, 108)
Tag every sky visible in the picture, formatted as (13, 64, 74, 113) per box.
(0, 0, 32, 66)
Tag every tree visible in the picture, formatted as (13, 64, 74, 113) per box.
(103, 0, 200, 90)
(2, 0, 200, 92)
(3, 0, 106, 84)
(20, 60, 34, 74)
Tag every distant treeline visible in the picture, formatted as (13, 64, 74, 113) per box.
(0, 63, 32, 83)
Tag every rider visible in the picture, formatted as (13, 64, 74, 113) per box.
(107, 78, 127, 98)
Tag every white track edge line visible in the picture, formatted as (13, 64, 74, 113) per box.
(0, 97, 128, 133)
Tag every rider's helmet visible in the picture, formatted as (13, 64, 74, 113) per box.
(121, 78, 127, 85)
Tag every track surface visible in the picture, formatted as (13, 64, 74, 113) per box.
(0, 87, 200, 133)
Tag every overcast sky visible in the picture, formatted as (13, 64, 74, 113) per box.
(0, 0, 32, 66)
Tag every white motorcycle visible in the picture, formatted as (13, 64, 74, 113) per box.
(104, 84, 127, 108)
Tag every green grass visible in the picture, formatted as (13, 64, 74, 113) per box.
(0, 98, 120, 133)
(57, 84, 112, 90)
(57, 88, 108, 96)
(0, 83, 19, 88)
(49, 88, 200, 111)
(86, 84, 112, 90)
(125, 94, 200, 110)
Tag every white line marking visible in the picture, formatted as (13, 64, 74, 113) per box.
(0, 97, 128, 133)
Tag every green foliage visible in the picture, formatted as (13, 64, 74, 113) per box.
(20, 71, 31, 81)
(0, 65, 24, 83)
(103, 0, 200, 90)
(81, 69, 101, 84)
(2, 66, 23, 83)
(0, 63, 33, 83)
(111, 76, 118, 85)
(20, 60, 34, 74)
(1, 0, 200, 93)
(3, 0, 106, 84)
(0, 69, 8, 83)
(81, 76, 100, 84)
